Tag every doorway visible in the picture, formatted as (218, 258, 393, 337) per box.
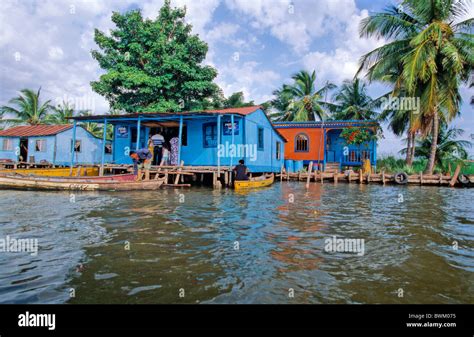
(19, 138, 28, 162)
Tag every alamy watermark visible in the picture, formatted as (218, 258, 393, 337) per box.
(380, 96, 420, 114)
(324, 236, 365, 256)
(217, 141, 257, 162)
(0, 236, 38, 256)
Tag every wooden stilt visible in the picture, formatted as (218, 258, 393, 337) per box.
(174, 160, 184, 185)
(419, 171, 423, 185)
(359, 170, 363, 184)
(306, 161, 313, 188)
(382, 170, 385, 185)
(449, 164, 461, 187)
(334, 170, 338, 184)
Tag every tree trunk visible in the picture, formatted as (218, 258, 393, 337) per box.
(405, 131, 412, 165)
(407, 132, 415, 166)
(425, 110, 439, 174)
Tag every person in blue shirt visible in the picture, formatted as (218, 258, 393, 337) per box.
(233, 159, 249, 180)
(130, 148, 153, 178)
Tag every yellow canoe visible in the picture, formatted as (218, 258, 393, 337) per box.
(234, 173, 274, 190)
(0, 166, 99, 177)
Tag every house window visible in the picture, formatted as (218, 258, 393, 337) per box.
(2, 139, 13, 151)
(295, 133, 309, 152)
(203, 122, 217, 148)
(276, 141, 281, 160)
(105, 143, 112, 154)
(257, 127, 264, 150)
(35, 139, 46, 152)
(71, 139, 82, 153)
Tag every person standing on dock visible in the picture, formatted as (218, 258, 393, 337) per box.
(170, 136, 179, 166)
(151, 130, 165, 165)
(233, 159, 249, 181)
(130, 148, 152, 179)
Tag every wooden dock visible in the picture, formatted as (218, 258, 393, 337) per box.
(277, 162, 473, 188)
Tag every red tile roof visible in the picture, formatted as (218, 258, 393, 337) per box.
(200, 106, 262, 115)
(70, 106, 263, 121)
(0, 124, 73, 137)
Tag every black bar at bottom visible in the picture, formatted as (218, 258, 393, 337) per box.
(0, 304, 472, 334)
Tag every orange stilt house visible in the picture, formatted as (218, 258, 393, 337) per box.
(273, 120, 379, 172)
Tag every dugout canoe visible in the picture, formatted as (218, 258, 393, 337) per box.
(1, 173, 136, 183)
(0, 166, 100, 177)
(0, 175, 165, 191)
(234, 173, 274, 190)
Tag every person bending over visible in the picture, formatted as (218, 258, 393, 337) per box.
(130, 148, 152, 179)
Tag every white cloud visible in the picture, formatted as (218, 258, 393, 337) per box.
(216, 60, 280, 103)
(302, 9, 385, 84)
(225, 0, 358, 53)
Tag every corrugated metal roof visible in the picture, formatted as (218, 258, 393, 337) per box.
(0, 124, 72, 137)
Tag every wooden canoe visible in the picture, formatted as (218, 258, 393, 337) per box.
(0, 166, 100, 177)
(1, 173, 136, 183)
(0, 175, 165, 191)
(234, 173, 274, 190)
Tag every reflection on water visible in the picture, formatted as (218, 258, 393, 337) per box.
(0, 183, 473, 304)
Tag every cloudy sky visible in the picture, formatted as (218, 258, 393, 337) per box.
(1, 0, 473, 156)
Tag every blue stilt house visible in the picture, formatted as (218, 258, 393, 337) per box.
(0, 124, 112, 165)
(70, 106, 286, 173)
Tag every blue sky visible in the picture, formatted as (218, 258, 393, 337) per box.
(1, 0, 473, 157)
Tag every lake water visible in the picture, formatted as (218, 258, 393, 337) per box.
(0, 182, 473, 304)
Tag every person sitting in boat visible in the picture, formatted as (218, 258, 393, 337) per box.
(233, 159, 249, 181)
(130, 148, 152, 179)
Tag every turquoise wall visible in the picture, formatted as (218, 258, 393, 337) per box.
(0, 126, 112, 165)
(110, 109, 285, 172)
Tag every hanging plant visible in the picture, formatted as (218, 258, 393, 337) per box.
(340, 127, 376, 145)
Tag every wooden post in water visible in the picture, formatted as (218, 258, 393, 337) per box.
(449, 164, 461, 187)
(306, 161, 313, 188)
(419, 171, 423, 185)
(280, 165, 283, 182)
(334, 170, 338, 184)
(174, 161, 184, 185)
(359, 170, 363, 184)
(348, 171, 352, 183)
(382, 170, 385, 185)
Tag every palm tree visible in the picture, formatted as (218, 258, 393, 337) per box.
(46, 101, 75, 124)
(78, 110, 103, 137)
(273, 70, 335, 121)
(358, 0, 474, 174)
(0, 88, 53, 125)
(401, 123, 472, 170)
(329, 78, 382, 120)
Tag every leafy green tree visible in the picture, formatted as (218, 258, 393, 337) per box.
(0, 88, 53, 125)
(358, 0, 474, 174)
(223, 92, 255, 108)
(91, 0, 219, 113)
(271, 70, 335, 121)
(46, 101, 75, 124)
